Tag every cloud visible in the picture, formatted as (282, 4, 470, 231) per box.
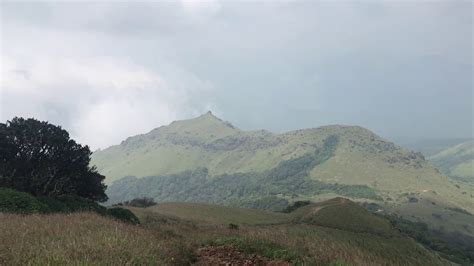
(1, 47, 214, 149)
(1, 1, 472, 147)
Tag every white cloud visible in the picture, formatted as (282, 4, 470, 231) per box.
(1, 48, 213, 149)
(1, 1, 471, 143)
(181, 0, 221, 18)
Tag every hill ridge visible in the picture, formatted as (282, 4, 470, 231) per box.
(92, 113, 474, 234)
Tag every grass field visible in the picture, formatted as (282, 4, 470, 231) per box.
(0, 212, 194, 265)
(133, 202, 290, 225)
(0, 198, 452, 265)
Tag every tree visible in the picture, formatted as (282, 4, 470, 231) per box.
(0, 117, 107, 202)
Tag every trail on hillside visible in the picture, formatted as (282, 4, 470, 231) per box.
(194, 246, 291, 266)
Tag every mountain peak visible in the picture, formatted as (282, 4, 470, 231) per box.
(152, 111, 240, 141)
(197, 110, 221, 121)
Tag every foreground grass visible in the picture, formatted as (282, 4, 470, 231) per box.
(0, 212, 194, 265)
(136, 202, 449, 266)
(0, 201, 451, 266)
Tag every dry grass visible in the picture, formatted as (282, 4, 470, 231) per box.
(136, 209, 448, 266)
(171, 224, 447, 266)
(0, 212, 194, 265)
(133, 202, 290, 225)
(0, 205, 451, 266)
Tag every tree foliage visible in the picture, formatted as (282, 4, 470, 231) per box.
(0, 117, 107, 202)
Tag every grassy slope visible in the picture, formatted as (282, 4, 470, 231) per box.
(429, 140, 474, 182)
(0, 212, 193, 265)
(383, 194, 474, 236)
(133, 202, 290, 225)
(309, 129, 474, 215)
(134, 199, 448, 265)
(0, 198, 453, 265)
(92, 113, 473, 214)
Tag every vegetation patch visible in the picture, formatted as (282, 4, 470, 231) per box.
(381, 213, 474, 265)
(106, 207, 140, 224)
(0, 187, 47, 214)
(114, 197, 157, 208)
(1, 187, 140, 225)
(281, 200, 311, 213)
(204, 236, 302, 263)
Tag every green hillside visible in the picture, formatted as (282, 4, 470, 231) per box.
(92, 112, 473, 236)
(399, 138, 472, 157)
(429, 140, 473, 183)
(2, 198, 457, 265)
(131, 198, 466, 264)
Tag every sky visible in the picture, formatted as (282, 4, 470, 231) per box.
(1, 0, 472, 149)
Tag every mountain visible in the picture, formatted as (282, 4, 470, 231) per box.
(91, 112, 474, 235)
(429, 140, 474, 183)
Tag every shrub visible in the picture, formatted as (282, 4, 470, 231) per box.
(408, 197, 418, 203)
(124, 197, 157, 208)
(0, 187, 48, 213)
(281, 200, 310, 213)
(106, 207, 140, 224)
(37, 195, 107, 214)
(228, 223, 239, 230)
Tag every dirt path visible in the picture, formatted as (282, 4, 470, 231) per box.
(193, 246, 291, 266)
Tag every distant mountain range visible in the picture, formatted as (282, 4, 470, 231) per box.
(91, 112, 473, 236)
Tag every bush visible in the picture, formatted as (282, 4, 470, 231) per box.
(106, 207, 140, 224)
(228, 223, 239, 230)
(123, 197, 157, 208)
(37, 195, 107, 214)
(0, 187, 48, 213)
(1, 188, 141, 225)
(281, 200, 310, 213)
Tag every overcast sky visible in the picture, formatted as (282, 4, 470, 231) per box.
(1, 1, 472, 149)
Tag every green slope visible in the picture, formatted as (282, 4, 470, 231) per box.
(129, 198, 460, 265)
(429, 140, 473, 183)
(2, 198, 456, 265)
(92, 112, 473, 236)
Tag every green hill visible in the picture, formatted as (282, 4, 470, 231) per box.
(92, 112, 473, 235)
(429, 140, 473, 183)
(399, 138, 472, 157)
(130, 198, 464, 265)
(1, 198, 456, 265)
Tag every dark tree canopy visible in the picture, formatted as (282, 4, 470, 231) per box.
(0, 117, 107, 202)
